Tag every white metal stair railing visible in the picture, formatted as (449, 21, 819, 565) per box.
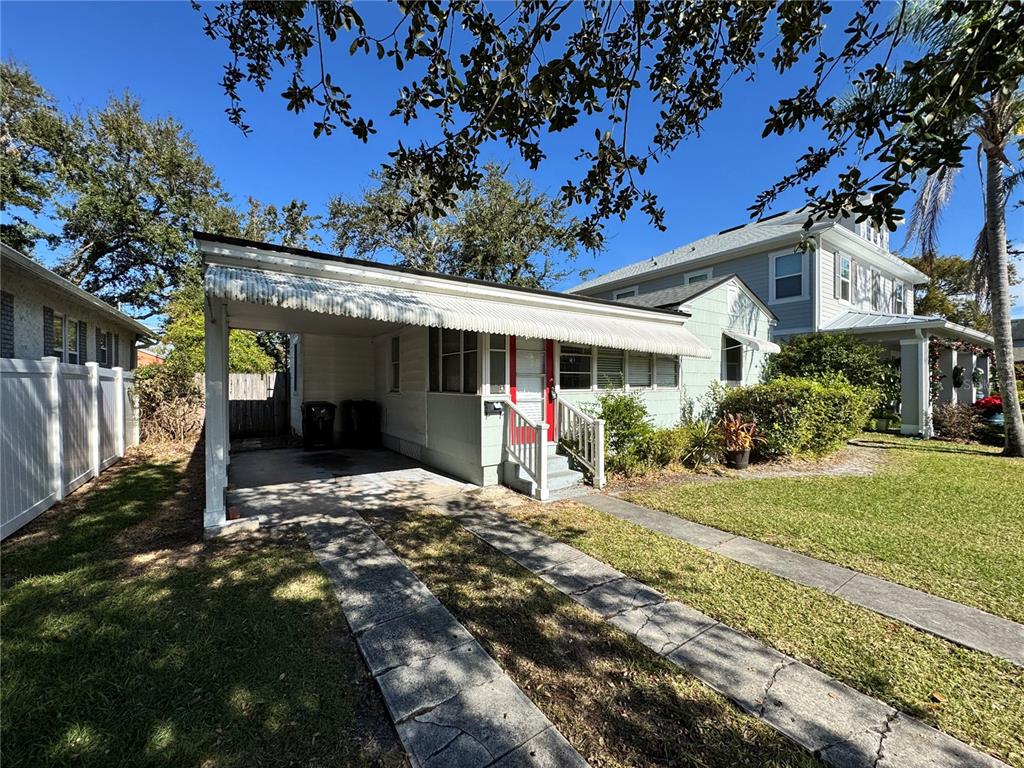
(555, 397, 606, 489)
(502, 401, 549, 500)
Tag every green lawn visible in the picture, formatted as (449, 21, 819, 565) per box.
(631, 434, 1024, 623)
(504, 500, 1024, 766)
(369, 506, 819, 768)
(0, 447, 403, 768)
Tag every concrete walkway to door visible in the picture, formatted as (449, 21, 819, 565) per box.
(580, 494, 1024, 667)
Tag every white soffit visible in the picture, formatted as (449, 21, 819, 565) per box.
(725, 329, 781, 354)
(206, 264, 711, 358)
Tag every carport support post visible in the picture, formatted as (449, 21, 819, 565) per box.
(204, 298, 229, 528)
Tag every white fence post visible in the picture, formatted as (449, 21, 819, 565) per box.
(594, 418, 606, 489)
(44, 357, 65, 503)
(86, 361, 101, 478)
(536, 423, 549, 501)
(113, 366, 125, 457)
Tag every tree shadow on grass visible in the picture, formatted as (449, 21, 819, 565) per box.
(367, 507, 820, 768)
(1, 442, 405, 768)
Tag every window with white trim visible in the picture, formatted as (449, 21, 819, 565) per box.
(655, 355, 679, 388)
(772, 252, 804, 300)
(389, 336, 400, 392)
(837, 254, 852, 302)
(722, 336, 743, 384)
(487, 334, 508, 394)
(893, 282, 905, 314)
(627, 352, 652, 388)
(51, 314, 65, 361)
(612, 286, 638, 300)
(66, 319, 79, 364)
(433, 328, 479, 394)
(596, 348, 625, 389)
(685, 269, 711, 284)
(558, 344, 592, 390)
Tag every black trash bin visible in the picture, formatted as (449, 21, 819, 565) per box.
(340, 399, 381, 448)
(301, 401, 337, 450)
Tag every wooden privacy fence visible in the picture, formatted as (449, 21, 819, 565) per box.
(1, 357, 139, 540)
(225, 372, 289, 438)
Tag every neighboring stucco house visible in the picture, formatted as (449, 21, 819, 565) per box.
(197, 232, 777, 530)
(1, 243, 151, 368)
(569, 208, 994, 437)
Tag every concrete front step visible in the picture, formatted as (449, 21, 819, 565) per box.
(504, 445, 586, 499)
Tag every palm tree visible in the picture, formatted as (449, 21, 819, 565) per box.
(903, 6, 1024, 457)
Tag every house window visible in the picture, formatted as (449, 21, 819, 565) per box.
(723, 336, 743, 384)
(612, 286, 638, 301)
(596, 348, 625, 389)
(51, 314, 65, 361)
(837, 255, 852, 302)
(871, 270, 882, 311)
(97, 330, 111, 367)
(772, 252, 804, 301)
(893, 282, 905, 314)
(685, 269, 711, 284)
(559, 345, 592, 390)
(114, 334, 120, 367)
(627, 352, 653, 388)
(66, 320, 79, 364)
(389, 336, 400, 392)
(488, 334, 507, 394)
(429, 328, 440, 391)
(655, 355, 679, 388)
(436, 328, 479, 394)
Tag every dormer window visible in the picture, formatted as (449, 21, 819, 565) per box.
(859, 220, 888, 249)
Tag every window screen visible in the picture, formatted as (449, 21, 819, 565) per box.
(627, 353, 652, 388)
(655, 356, 678, 388)
(559, 345, 592, 390)
(596, 349, 625, 389)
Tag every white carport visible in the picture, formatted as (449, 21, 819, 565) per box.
(199, 233, 710, 531)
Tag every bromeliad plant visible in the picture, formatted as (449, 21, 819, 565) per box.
(721, 413, 762, 453)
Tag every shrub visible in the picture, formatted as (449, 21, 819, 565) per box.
(764, 333, 889, 391)
(933, 402, 979, 442)
(588, 390, 654, 475)
(643, 426, 691, 466)
(133, 361, 204, 443)
(718, 375, 877, 457)
(682, 418, 723, 470)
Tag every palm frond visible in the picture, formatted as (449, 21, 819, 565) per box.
(902, 166, 958, 267)
(968, 227, 990, 307)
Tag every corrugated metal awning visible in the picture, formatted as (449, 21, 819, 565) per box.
(206, 265, 710, 358)
(724, 329, 781, 354)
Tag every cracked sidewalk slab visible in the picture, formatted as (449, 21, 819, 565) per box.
(302, 517, 590, 768)
(440, 505, 1010, 768)
(579, 494, 1024, 667)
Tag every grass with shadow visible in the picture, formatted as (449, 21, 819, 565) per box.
(1, 444, 404, 768)
(367, 505, 820, 768)
(503, 499, 1024, 767)
(630, 433, 1024, 622)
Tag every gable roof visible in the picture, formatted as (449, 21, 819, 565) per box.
(618, 273, 777, 321)
(0, 243, 153, 338)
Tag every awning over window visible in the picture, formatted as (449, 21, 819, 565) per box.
(724, 329, 781, 354)
(206, 264, 711, 358)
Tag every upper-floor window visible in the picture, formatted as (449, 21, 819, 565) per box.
(836, 255, 852, 303)
(859, 220, 889, 249)
(685, 269, 711, 284)
(612, 286, 638, 300)
(771, 252, 804, 302)
(893, 282, 906, 315)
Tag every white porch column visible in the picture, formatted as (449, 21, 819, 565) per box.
(900, 336, 932, 437)
(204, 298, 229, 528)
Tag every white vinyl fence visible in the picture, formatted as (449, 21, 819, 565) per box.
(1, 357, 138, 540)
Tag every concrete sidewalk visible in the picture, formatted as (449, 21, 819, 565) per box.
(439, 501, 1008, 768)
(580, 494, 1024, 667)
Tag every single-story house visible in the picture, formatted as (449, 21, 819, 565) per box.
(1, 243, 151, 368)
(197, 232, 778, 531)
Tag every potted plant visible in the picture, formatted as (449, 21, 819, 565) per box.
(872, 406, 897, 432)
(721, 413, 761, 469)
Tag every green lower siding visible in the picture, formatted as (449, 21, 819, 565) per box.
(559, 389, 685, 429)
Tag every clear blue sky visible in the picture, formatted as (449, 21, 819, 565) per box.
(2, 1, 1021, 316)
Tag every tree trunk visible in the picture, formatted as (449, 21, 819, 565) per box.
(983, 148, 1024, 456)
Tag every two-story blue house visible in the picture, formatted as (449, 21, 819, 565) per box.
(570, 208, 995, 437)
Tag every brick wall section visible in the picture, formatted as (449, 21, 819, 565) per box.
(0, 291, 14, 358)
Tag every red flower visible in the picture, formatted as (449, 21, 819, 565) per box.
(973, 394, 1002, 415)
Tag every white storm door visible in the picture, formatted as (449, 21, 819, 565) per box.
(515, 337, 546, 424)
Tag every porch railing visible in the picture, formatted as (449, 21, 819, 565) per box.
(555, 397, 606, 489)
(502, 401, 549, 500)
